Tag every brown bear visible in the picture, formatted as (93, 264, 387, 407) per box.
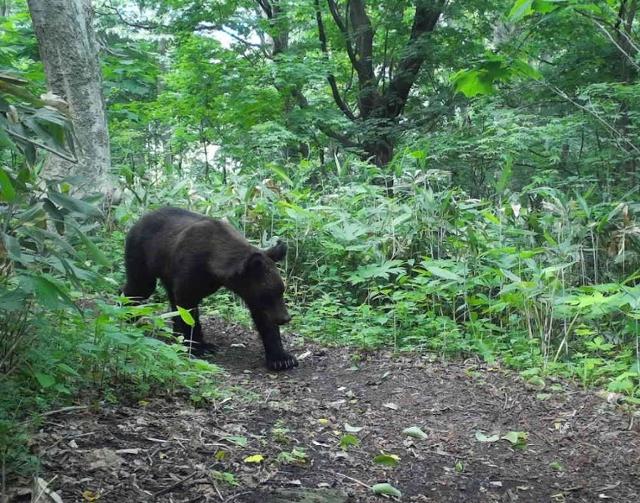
(122, 207, 298, 371)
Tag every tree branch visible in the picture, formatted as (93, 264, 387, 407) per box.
(546, 83, 640, 155)
(348, 0, 375, 83)
(291, 88, 360, 148)
(326, 0, 361, 77)
(384, 0, 444, 118)
(315, 0, 357, 121)
(102, 1, 159, 30)
(256, 0, 273, 18)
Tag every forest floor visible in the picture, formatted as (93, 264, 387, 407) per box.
(22, 318, 640, 502)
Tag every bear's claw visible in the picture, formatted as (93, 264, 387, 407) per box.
(266, 353, 299, 371)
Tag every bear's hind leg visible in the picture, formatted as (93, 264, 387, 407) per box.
(172, 286, 215, 356)
(122, 269, 156, 303)
(122, 243, 156, 302)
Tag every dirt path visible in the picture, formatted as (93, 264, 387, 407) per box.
(28, 319, 640, 502)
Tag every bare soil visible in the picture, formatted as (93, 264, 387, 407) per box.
(18, 319, 640, 502)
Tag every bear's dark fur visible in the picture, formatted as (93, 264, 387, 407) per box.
(122, 207, 297, 371)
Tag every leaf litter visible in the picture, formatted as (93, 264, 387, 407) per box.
(18, 318, 640, 502)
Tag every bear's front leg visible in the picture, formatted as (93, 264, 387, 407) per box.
(251, 311, 298, 371)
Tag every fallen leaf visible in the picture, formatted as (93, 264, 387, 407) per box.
(225, 435, 248, 447)
(475, 431, 500, 443)
(371, 483, 402, 498)
(403, 426, 428, 439)
(501, 431, 528, 448)
(32, 478, 63, 503)
(344, 423, 363, 433)
(244, 454, 264, 464)
(373, 453, 400, 467)
(82, 490, 100, 502)
(339, 434, 360, 450)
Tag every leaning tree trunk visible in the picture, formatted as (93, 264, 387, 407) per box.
(27, 0, 112, 195)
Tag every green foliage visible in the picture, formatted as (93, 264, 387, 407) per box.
(4, 0, 640, 485)
(451, 54, 541, 97)
(0, 7, 221, 479)
(112, 164, 639, 403)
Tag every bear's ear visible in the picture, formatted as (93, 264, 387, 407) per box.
(265, 240, 287, 262)
(244, 252, 267, 276)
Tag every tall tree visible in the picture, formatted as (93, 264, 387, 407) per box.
(253, 0, 446, 167)
(27, 0, 112, 194)
(314, 0, 445, 167)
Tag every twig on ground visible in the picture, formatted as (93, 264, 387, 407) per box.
(152, 471, 199, 499)
(224, 491, 251, 502)
(212, 479, 224, 501)
(333, 471, 370, 489)
(40, 406, 89, 417)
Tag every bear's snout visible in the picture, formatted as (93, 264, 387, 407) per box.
(269, 304, 291, 325)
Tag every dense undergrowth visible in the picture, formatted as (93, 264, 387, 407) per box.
(117, 166, 639, 400)
(3, 158, 640, 480)
(0, 172, 220, 478)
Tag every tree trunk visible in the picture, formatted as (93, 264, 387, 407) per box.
(27, 0, 112, 195)
(364, 138, 394, 168)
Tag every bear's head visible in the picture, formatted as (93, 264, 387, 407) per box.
(235, 241, 291, 325)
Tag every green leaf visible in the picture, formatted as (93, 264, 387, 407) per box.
(48, 191, 103, 218)
(74, 227, 110, 266)
(508, 0, 563, 22)
(265, 163, 293, 186)
(244, 454, 264, 463)
(0, 288, 28, 311)
(496, 156, 513, 194)
(425, 265, 463, 282)
(501, 431, 528, 448)
(451, 68, 495, 97)
(549, 461, 565, 471)
(34, 372, 55, 388)
(373, 453, 400, 467)
(21, 274, 75, 310)
(402, 426, 428, 440)
(225, 435, 248, 447)
(371, 483, 402, 498)
(475, 431, 500, 443)
(2, 233, 22, 262)
(510, 58, 542, 80)
(177, 305, 195, 327)
(339, 434, 360, 450)
(0, 168, 16, 202)
(508, 0, 534, 22)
